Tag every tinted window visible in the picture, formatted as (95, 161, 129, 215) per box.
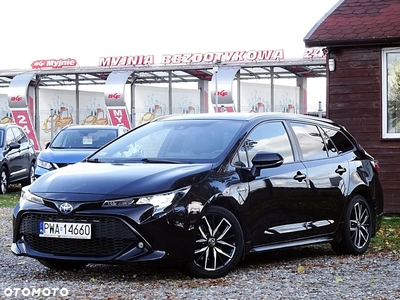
(322, 127, 354, 154)
(318, 126, 338, 157)
(234, 121, 294, 167)
(290, 122, 328, 161)
(12, 127, 28, 144)
(6, 128, 15, 144)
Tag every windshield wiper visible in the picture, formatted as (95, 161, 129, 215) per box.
(141, 158, 186, 164)
(85, 158, 100, 163)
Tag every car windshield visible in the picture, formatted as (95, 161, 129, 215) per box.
(51, 128, 117, 149)
(89, 119, 244, 163)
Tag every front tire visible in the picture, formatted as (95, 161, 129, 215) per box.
(0, 166, 9, 194)
(21, 162, 35, 186)
(39, 259, 87, 270)
(331, 195, 373, 255)
(186, 206, 244, 278)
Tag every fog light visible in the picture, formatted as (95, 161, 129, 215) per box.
(138, 242, 144, 249)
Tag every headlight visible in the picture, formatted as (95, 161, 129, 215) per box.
(37, 159, 53, 170)
(102, 186, 191, 215)
(21, 186, 44, 204)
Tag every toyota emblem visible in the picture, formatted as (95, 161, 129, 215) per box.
(59, 202, 74, 214)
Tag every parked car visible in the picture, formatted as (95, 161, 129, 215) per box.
(12, 113, 384, 278)
(0, 123, 37, 194)
(34, 124, 129, 178)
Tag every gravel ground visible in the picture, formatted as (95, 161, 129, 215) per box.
(1, 207, 399, 300)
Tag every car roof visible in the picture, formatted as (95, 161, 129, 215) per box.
(0, 123, 21, 128)
(61, 125, 125, 130)
(152, 113, 337, 126)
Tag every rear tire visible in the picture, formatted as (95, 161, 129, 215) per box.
(0, 166, 8, 194)
(185, 206, 244, 278)
(39, 258, 87, 270)
(331, 195, 373, 255)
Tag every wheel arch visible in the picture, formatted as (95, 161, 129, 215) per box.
(0, 162, 10, 176)
(346, 186, 378, 236)
(207, 196, 249, 256)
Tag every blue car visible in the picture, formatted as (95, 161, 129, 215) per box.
(34, 124, 129, 178)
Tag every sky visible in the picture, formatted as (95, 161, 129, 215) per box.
(0, 0, 339, 110)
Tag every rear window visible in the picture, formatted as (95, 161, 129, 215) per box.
(321, 127, 355, 154)
(51, 128, 117, 149)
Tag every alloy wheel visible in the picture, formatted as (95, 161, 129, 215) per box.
(349, 201, 370, 249)
(1, 168, 8, 194)
(193, 210, 238, 272)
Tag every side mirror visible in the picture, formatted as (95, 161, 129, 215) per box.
(250, 152, 283, 177)
(45, 142, 50, 149)
(7, 141, 21, 151)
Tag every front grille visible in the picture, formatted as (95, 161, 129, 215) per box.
(19, 213, 138, 257)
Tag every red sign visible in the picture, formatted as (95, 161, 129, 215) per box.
(98, 49, 284, 67)
(214, 106, 235, 113)
(11, 109, 40, 151)
(107, 108, 131, 129)
(10, 95, 22, 102)
(107, 93, 121, 100)
(214, 90, 228, 97)
(31, 58, 77, 69)
(303, 48, 326, 59)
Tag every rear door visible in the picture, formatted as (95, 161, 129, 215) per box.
(288, 122, 352, 236)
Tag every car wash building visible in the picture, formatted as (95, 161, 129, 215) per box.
(0, 48, 326, 150)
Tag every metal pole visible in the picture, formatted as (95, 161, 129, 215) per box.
(50, 109, 54, 141)
(318, 101, 323, 118)
(214, 67, 218, 113)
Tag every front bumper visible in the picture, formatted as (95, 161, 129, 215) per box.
(12, 203, 199, 265)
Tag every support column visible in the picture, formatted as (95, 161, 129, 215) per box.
(270, 67, 274, 112)
(198, 80, 208, 113)
(296, 77, 307, 114)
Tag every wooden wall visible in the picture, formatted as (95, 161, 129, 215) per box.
(328, 46, 399, 214)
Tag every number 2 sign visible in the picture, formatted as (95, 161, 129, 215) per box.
(11, 109, 40, 151)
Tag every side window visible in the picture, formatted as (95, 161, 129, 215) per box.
(6, 129, 15, 145)
(233, 122, 294, 167)
(318, 126, 338, 157)
(322, 127, 355, 154)
(290, 122, 328, 161)
(12, 127, 28, 144)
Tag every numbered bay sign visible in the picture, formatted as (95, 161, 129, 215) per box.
(8, 73, 40, 151)
(11, 109, 40, 151)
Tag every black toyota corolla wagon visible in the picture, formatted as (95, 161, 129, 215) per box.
(12, 113, 384, 278)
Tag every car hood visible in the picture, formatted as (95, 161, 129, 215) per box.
(30, 162, 213, 201)
(38, 148, 97, 164)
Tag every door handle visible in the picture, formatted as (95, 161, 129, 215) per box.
(293, 171, 307, 182)
(335, 165, 346, 175)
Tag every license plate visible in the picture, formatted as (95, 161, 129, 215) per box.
(39, 221, 91, 239)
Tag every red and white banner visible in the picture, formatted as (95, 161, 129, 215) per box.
(107, 108, 131, 129)
(31, 58, 78, 69)
(11, 109, 40, 151)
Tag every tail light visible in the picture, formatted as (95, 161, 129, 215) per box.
(371, 159, 380, 174)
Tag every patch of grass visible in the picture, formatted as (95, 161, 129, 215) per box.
(371, 216, 400, 253)
(0, 184, 22, 207)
